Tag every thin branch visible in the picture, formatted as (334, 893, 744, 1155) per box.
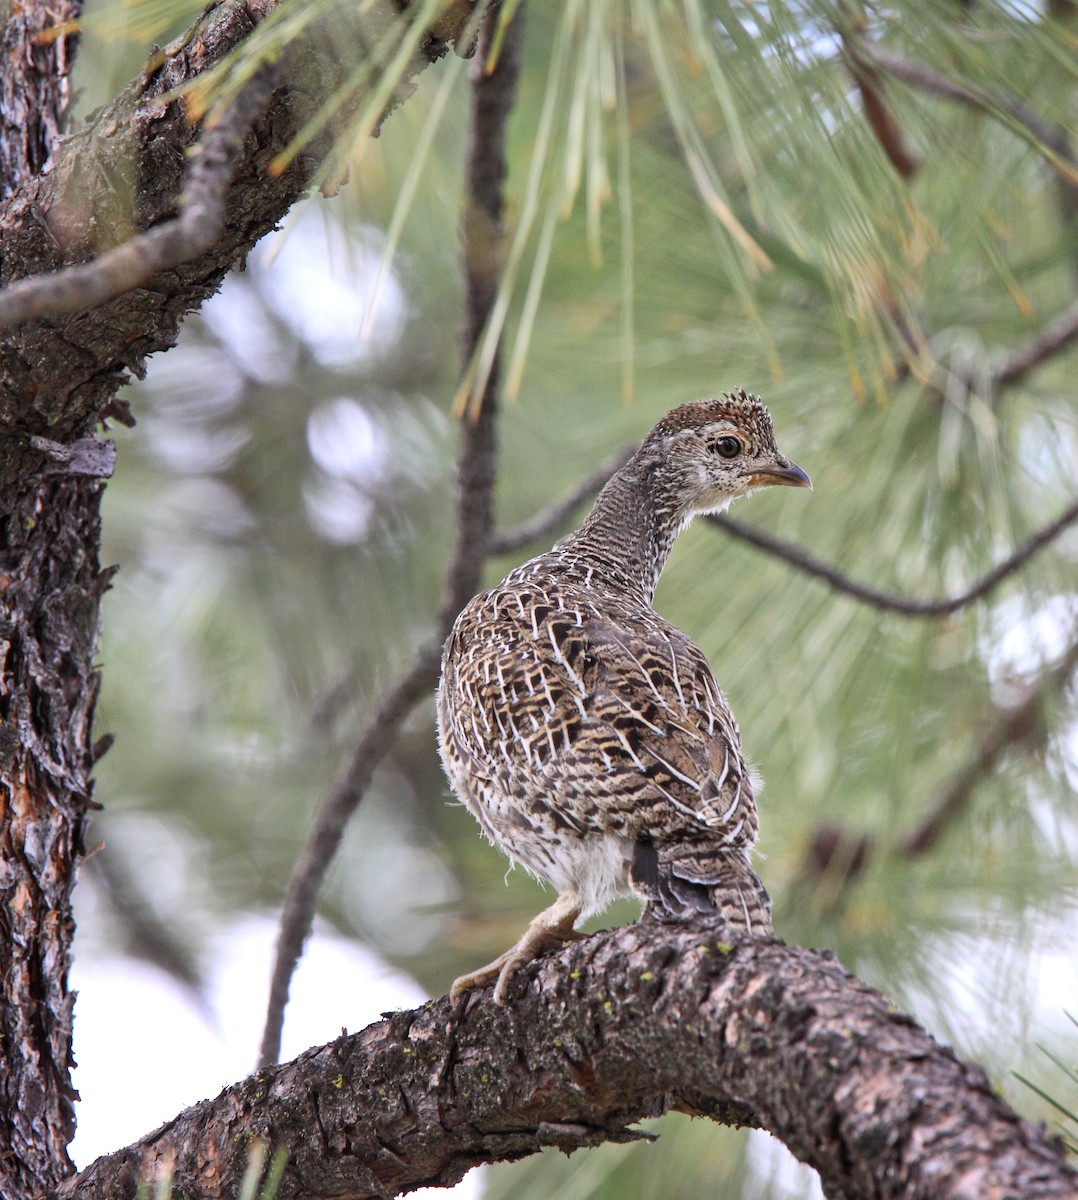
(435, 0, 522, 627)
(258, 0, 524, 1069)
(859, 39, 1078, 195)
(900, 631, 1078, 856)
(474, 441, 1076, 622)
(257, 637, 444, 1069)
(487, 443, 635, 556)
(0, 66, 279, 330)
(61, 929, 1078, 1200)
(829, 19, 1078, 391)
(301, 439, 632, 739)
(708, 496, 1078, 617)
(995, 295, 1078, 386)
(885, 296, 1078, 403)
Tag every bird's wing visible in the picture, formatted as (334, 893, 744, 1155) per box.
(440, 579, 755, 847)
(568, 608, 756, 844)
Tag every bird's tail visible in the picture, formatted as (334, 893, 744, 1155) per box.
(631, 840, 773, 936)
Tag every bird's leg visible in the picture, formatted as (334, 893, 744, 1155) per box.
(450, 890, 583, 1005)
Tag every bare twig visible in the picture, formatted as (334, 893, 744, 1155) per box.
(487, 443, 635, 556)
(0, 66, 279, 329)
(709, 496, 1078, 617)
(258, 0, 524, 1069)
(995, 296, 1078, 386)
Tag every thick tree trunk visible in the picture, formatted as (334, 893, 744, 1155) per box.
(57, 927, 1077, 1200)
(0, 4, 94, 1197)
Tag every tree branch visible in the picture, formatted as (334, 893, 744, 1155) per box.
(805, 629, 1078, 891)
(259, 0, 523, 1069)
(0, 0, 482, 462)
(0, 64, 280, 329)
(262, 441, 1077, 1038)
(900, 630, 1078, 856)
(59, 928, 1078, 1200)
(469, 434, 1078, 622)
(882, 272, 1078, 398)
(482, 441, 1078, 622)
(839, 30, 920, 180)
(257, 637, 445, 1070)
(708, 497, 1078, 617)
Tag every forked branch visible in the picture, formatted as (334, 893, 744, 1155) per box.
(0, 67, 279, 330)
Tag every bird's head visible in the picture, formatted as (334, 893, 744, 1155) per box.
(642, 389, 811, 521)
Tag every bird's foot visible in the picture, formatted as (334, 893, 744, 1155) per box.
(450, 894, 583, 1005)
(449, 950, 516, 1005)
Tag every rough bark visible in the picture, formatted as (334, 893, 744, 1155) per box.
(57, 927, 1075, 1200)
(0, 463, 112, 1200)
(0, 0, 82, 198)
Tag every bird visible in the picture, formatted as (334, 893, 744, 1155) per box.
(437, 389, 810, 1003)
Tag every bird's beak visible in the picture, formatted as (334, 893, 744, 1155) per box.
(751, 460, 813, 490)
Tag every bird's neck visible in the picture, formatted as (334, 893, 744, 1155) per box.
(553, 458, 686, 606)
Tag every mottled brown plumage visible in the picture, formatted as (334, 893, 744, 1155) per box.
(438, 390, 810, 1002)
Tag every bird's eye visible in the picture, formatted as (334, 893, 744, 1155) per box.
(711, 436, 742, 459)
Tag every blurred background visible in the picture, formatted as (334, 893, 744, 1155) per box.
(69, 1, 1077, 1196)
